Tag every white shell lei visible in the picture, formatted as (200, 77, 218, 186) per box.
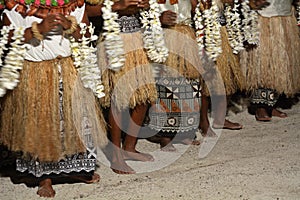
(194, 2, 205, 57)
(101, 0, 168, 70)
(296, 4, 300, 26)
(140, 0, 169, 63)
(0, 23, 105, 99)
(194, 0, 222, 61)
(224, 0, 244, 54)
(241, 0, 259, 45)
(0, 26, 28, 97)
(101, 0, 126, 71)
(70, 23, 105, 99)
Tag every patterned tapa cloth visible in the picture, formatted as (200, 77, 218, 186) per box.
(145, 76, 201, 137)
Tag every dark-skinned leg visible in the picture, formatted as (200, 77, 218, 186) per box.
(212, 95, 243, 130)
(199, 95, 217, 137)
(37, 178, 55, 198)
(109, 104, 135, 174)
(255, 104, 272, 121)
(122, 104, 154, 162)
(147, 135, 177, 152)
(272, 108, 287, 118)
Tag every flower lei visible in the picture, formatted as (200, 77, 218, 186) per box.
(101, 0, 168, 71)
(0, 0, 4, 9)
(140, 0, 169, 63)
(296, 3, 300, 26)
(21, 0, 70, 6)
(194, 0, 222, 61)
(240, 0, 259, 45)
(101, 0, 125, 71)
(224, 0, 244, 54)
(0, 26, 28, 97)
(70, 23, 105, 98)
(0, 23, 105, 99)
(194, 2, 205, 56)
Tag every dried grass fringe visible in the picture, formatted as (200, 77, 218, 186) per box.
(240, 15, 300, 96)
(0, 57, 107, 162)
(203, 26, 245, 96)
(98, 31, 157, 111)
(163, 24, 204, 79)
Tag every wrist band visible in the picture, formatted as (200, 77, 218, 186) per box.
(31, 21, 44, 41)
(63, 16, 78, 35)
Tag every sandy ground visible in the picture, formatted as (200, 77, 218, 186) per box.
(0, 98, 300, 200)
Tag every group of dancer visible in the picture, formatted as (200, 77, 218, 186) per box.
(0, 0, 299, 198)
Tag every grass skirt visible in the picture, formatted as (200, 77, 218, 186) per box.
(204, 26, 245, 96)
(162, 24, 204, 79)
(239, 15, 300, 96)
(145, 25, 202, 135)
(97, 31, 157, 111)
(0, 57, 107, 162)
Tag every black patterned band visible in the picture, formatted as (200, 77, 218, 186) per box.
(251, 88, 278, 107)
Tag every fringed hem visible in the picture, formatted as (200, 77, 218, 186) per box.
(215, 26, 245, 95)
(98, 31, 157, 111)
(163, 25, 204, 79)
(202, 26, 245, 96)
(0, 57, 107, 162)
(240, 15, 300, 96)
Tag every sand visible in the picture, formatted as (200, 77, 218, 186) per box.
(0, 99, 299, 200)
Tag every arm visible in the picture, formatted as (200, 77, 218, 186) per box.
(86, 4, 103, 17)
(190, 0, 198, 14)
(2, 13, 59, 43)
(159, 10, 177, 26)
(86, 0, 149, 17)
(248, 0, 270, 10)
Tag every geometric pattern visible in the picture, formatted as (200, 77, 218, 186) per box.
(146, 77, 202, 137)
(251, 88, 278, 107)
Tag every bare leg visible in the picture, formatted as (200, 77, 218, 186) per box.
(37, 178, 55, 198)
(255, 106, 271, 122)
(272, 108, 287, 118)
(147, 135, 177, 152)
(68, 173, 100, 184)
(109, 105, 135, 174)
(212, 95, 243, 130)
(199, 96, 217, 137)
(123, 104, 154, 161)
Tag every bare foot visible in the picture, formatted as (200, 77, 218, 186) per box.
(199, 125, 217, 137)
(70, 173, 100, 184)
(111, 149, 136, 174)
(161, 144, 177, 152)
(122, 150, 154, 162)
(37, 178, 55, 198)
(199, 116, 217, 137)
(180, 138, 201, 145)
(213, 119, 243, 130)
(111, 160, 136, 175)
(159, 137, 177, 152)
(272, 108, 287, 118)
(255, 107, 271, 122)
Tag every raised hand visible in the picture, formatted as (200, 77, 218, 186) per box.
(115, 0, 143, 10)
(201, 0, 212, 10)
(160, 10, 177, 26)
(249, 0, 270, 10)
(137, 0, 150, 9)
(55, 13, 73, 31)
(37, 14, 60, 34)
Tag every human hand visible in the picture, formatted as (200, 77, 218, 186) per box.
(37, 14, 60, 34)
(160, 10, 177, 26)
(113, 0, 142, 11)
(201, 0, 212, 10)
(137, 0, 150, 9)
(55, 13, 73, 31)
(249, 0, 270, 10)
